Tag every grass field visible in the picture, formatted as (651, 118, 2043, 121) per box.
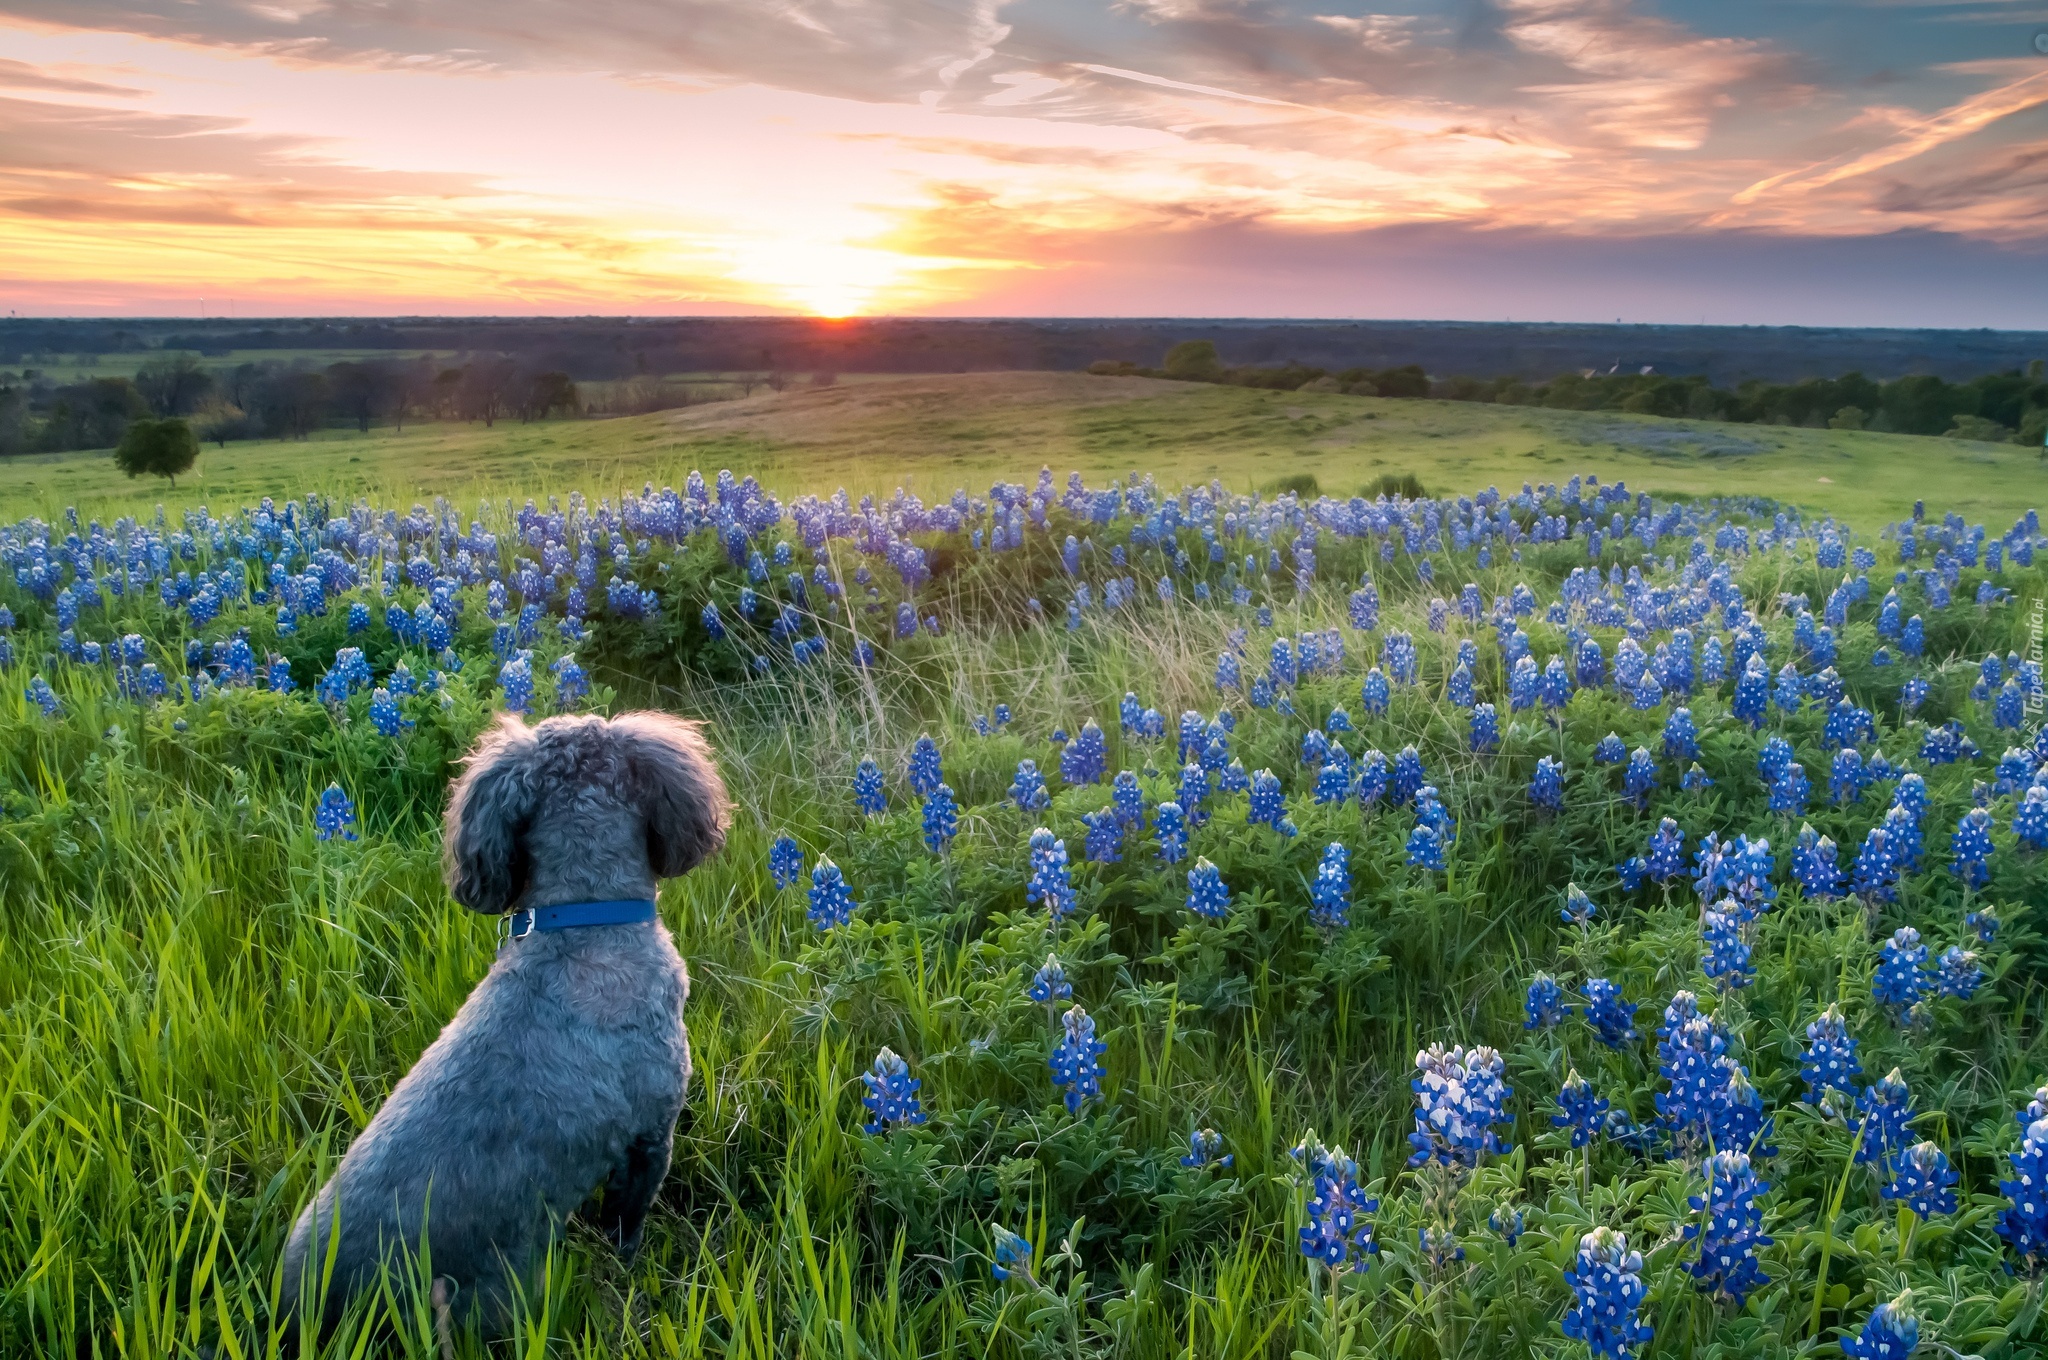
(2, 375, 2046, 1360)
(3, 372, 2041, 529)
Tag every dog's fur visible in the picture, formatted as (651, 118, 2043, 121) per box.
(280, 710, 729, 1331)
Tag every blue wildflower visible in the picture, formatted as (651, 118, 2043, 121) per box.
(1885, 1142, 1957, 1220)
(1702, 908, 1753, 991)
(1292, 1133, 1379, 1272)
(1800, 1006, 1862, 1107)
(1555, 1071, 1610, 1148)
(1061, 719, 1107, 785)
(1951, 807, 1994, 888)
(907, 734, 944, 796)
(26, 675, 61, 716)
(1853, 827, 1899, 903)
(1470, 703, 1500, 752)
(1840, 1294, 1918, 1360)
(1562, 883, 1596, 927)
(854, 757, 887, 815)
(1310, 841, 1351, 929)
(1049, 1004, 1107, 1114)
(1684, 1150, 1772, 1307)
(807, 858, 857, 930)
(1406, 822, 1447, 871)
(1154, 800, 1188, 864)
(1392, 745, 1426, 805)
(1562, 1228, 1653, 1360)
(1934, 945, 1982, 1000)
(990, 1227, 1034, 1283)
(1530, 756, 1565, 811)
(1623, 748, 1658, 808)
(1025, 827, 1077, 920)
(1008, 759, 1050, 812)
(1997, 1101, 2048, 1271)
(1856, 1068, 1917, 1169)
(921, 784, 959, 852)
(1182, 1127, 1232, 1170)
(860, 1047, 927, 1133)
(1830, 747, 1868, 804)
(1646, 818, 1687, 882)
(1248, 769, 1286, 829)
(1028, 953, 1073, 1006)
(1408, 1043, 1512, 1168)
(314, 783, 358, 842)
(1682, 763, 1714, 793)
(1361, 666, 1390, 715)
(1585, 978, 1639, 1049)
(368, 687, 409, 737)
(1082, 808, 1122, 864)
(1873, 928, 1928, 1023)
(768, 834, 805, 891)
(1526, 974, 1571, 1030)
(1768, 762, 1809, 816)
(1186, 857, 1231, 920)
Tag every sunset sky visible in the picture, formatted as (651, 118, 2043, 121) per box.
(3, 2, 2047, 323)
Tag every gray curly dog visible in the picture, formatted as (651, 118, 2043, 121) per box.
(280, 710, 730, 1335)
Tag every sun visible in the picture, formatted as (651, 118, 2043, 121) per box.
(728, 238, 951, 317)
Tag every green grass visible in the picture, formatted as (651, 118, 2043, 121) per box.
(4, 372, 2042, 530)
(1, 375, 2045, 1359)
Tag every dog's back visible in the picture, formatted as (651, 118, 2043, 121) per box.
(280, 711, 726, 1332)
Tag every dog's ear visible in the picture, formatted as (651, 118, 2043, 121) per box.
(443, 712, 542, 914)
(611, 712, 731, 878)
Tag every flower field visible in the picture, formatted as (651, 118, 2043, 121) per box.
(2, 463, 2046, 1359)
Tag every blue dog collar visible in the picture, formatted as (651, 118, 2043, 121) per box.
(504, 898, 658, 941)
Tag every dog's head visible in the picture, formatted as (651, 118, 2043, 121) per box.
(442, 710, 731, 915)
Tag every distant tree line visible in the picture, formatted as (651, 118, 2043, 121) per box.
(0, 355, 583, 456)
(1091, 341, 2048, 447)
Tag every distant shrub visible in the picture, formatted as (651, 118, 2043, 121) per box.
(1262, 472, 1321, 497)
(1368, 471, 1428, 499)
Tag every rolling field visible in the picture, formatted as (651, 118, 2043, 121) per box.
(2, 372, 2040, 530)
(2, 373, 2046, 1360)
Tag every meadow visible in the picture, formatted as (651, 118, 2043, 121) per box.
(1, 375, 2046, 1360)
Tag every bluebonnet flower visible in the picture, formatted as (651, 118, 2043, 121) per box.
(265, 656, 295, 693)
(1682, 763, 1714, 793)
(317, 646, 373, 704)
(1997, 1103, 2048, 1271)
(1593, 732, 1626, 765)
(995, 758, 1047, 814)
(1361, 666, 1390, 715)
(1530, 756, 1565, 811)
(1542, 655, 1572, 711)
(1585, 978, 1639, 1048)
(807, 858, 857, 930)
(1656, 1010, 1730, 1154)
(860, 1048, 927, 1133)
(2015, 786, 2048, 852)
(1840, 1294, 1918, 1360)
(1313, 758, 1350, 806)
(1510, 656, 1539, 711)
(1489, 1206, 1523, 1247)
(1408, 1043, 1512, 1167)
(314, 783, 358, 842)
(1997, 678, 2026, 730)
(1857, 1068, 1917, 1169)
(1951, 807, 1994, 888)
(769, 834, 805, 890)
(498, 653, 534, 715)
(1800, 1005, 1862, 1107)
(1154, 800, 1188, 864)
(1934, 945, 1982, 1000)
(1555, 1071, 1610, 1147)
(1214, 651, 1241, 691)
(1061, 719, 1106, 785)
(1561, 883, 1596, 928)
(1028, 954, 1072, 1006)
(1577, 636, 1606, 689)
(1631, 669, 1663, 710)
(1109, 771, 1146, 830)
(1082, 808, 1122, 864)
(1384, 631, 1417, 684)
(551, 655, 589, 709)
(1873, 928, 1928, 1023)
(1715, 1065, 1775, 1158)
(1526, 974, 1570, 1029)
(1392, 745, 1426, 805)
(1774, 662, 1804, 713)
(1830, 748, 1868, 804)
(1646, 818, 1687, 882)
(1292, 1133, 1379, 1272)
(1562, 1228, 1653, 1360)
(1246, 769, 1287, 830)
(1310, 841, 1352, 929)
(1854, 827, 1899, 903)
(907, 734, 944, 796)
(1623, 748, 1658, 808)
(990, 1227, 1034, 1283)
(1794, 823, 1859, 897)
(368, 688, 410, 737)
(1024, 823, 1089, 917)
(1182, 1127, 1232, 1169)
(1407, 821, 1447, 872)
(854, 757, 887, 815)
(1448, 662, 1475, 708)
(1702, 908, 1753, 991)
(1769, 761, 1811, 816)
(1684, 1150, 1771, 1307)
(1186, 857, 1231, 920)
(1177, 763, 1212, 825)
(26, 675, 61, 716)
(1733, 655, 1770, 729)
(1470, 703, 1500, 752)
(922, 784, 959, 852)
(1663, 707, 1698, 761)
(1967, 908, 2001, 943)
(1885, 1142, 1958, 1220)
(1049, 1004, 1107, 1113)
(1756, 735, 1794, 785)
(1617, 855, 1650, 893)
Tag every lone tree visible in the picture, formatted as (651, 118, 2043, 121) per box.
(114, 417, 199, 488)
(1162, 339, 1223, 382)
